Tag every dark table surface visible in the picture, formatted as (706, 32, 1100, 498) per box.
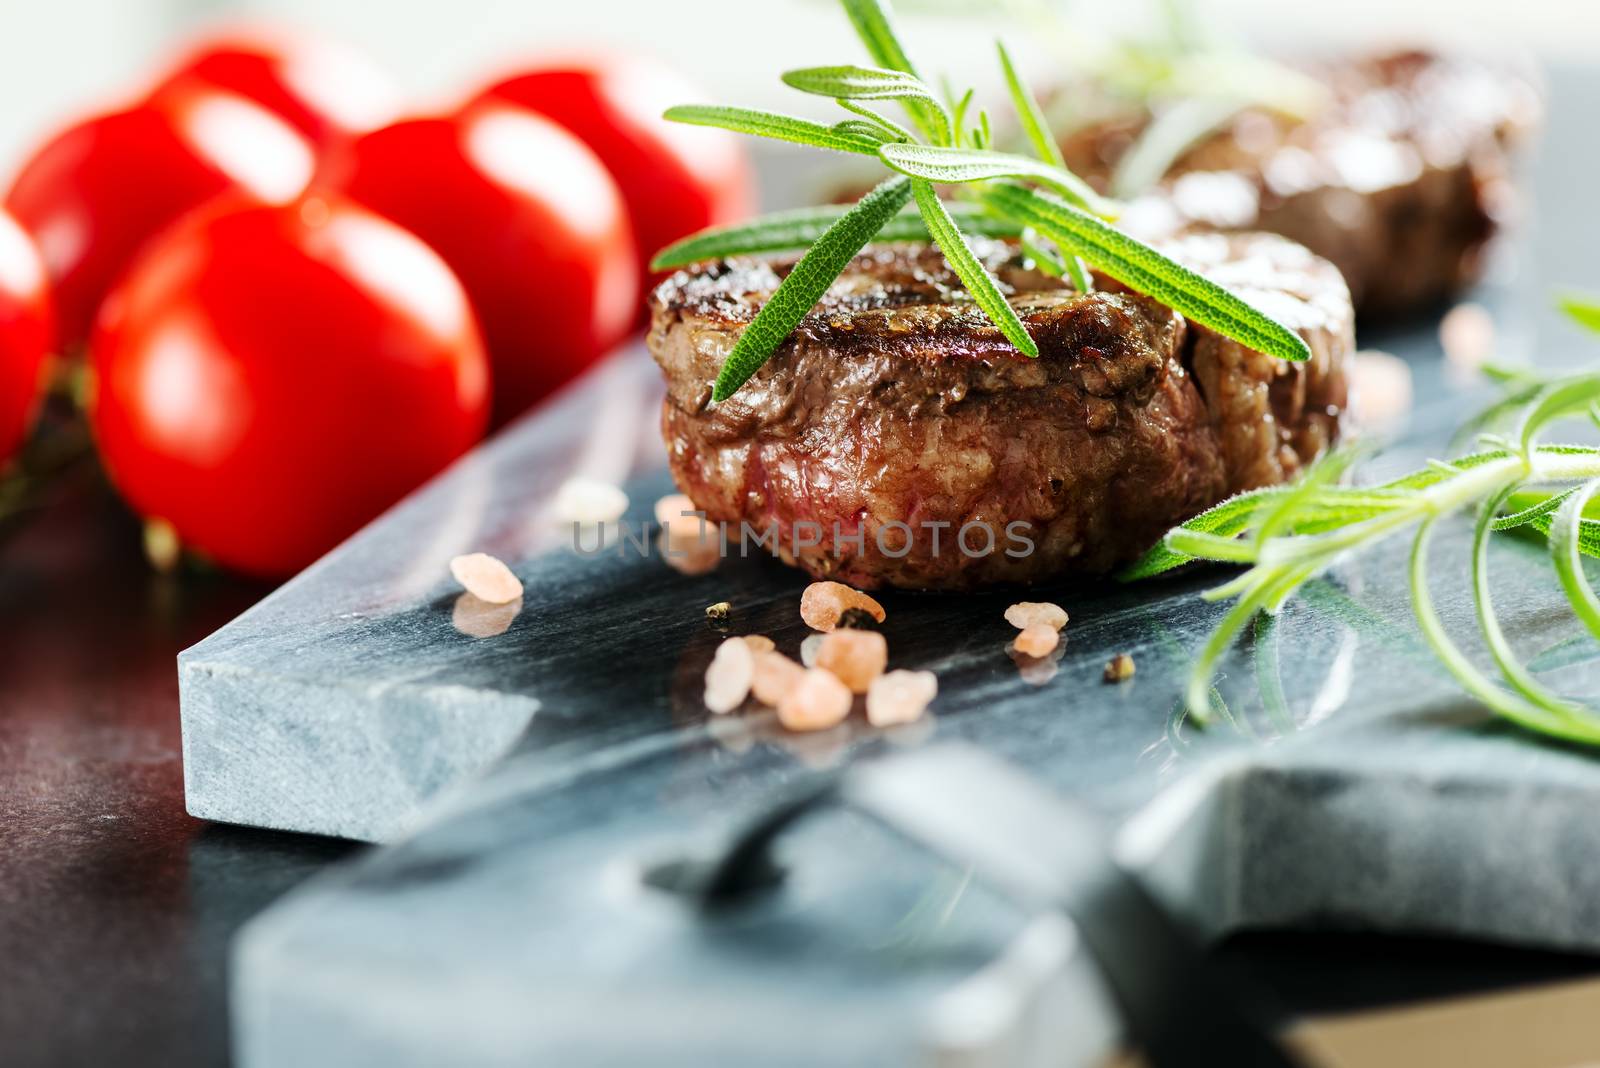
(0, 468, 358, 1068)
(6, 61, 1600, 1068)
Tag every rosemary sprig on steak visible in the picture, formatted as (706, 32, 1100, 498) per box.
(654, 0, 1311, 402)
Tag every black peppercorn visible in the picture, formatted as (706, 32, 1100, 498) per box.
(836, 607, 880, 631)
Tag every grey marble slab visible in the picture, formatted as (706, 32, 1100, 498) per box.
(202, 62, 1600, 1068)
(227, 547, 1600, 1067)
(219, 314, 1600, 1064)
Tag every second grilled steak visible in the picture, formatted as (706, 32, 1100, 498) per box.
(648, 235, 1352, 591)
(1061, 49, 1541, 319)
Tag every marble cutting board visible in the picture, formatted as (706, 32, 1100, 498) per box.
(182, 67, 1600, 1067)
(206, 329, 1600, 1067)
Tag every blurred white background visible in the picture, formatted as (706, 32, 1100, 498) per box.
(4, 0, 1598, 180)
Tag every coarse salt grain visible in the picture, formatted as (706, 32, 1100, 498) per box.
(661, 532, 719, 575)
(777, 668, 853, 732)
(815, 629, 887, 694)
(866, 670, 937, 727)
(661, 511, 715, 551)
(704, 637, 755, 714)
(654, 493, 698, 526)
(752, 650, 806, 705)
(1012, 646, 1058, 686)
(1351, 349, 1413, 431)
(800, 581, 886, 632)
(742, 634, 775, 654)
(800, 633, 825, 667)
(1013, 624, 1059, 658)
(1440, 302, 1496, 371)
(659, 505, 720, 576)
(1004, 601, 1068, 631)
(552, 476, 628, 525)
(451, 592, 520, 639)
(449, 553, 523, 604)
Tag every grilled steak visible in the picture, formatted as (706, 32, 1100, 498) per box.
(1060, 49, 1540, 319)
(648, 234, 1351, 590)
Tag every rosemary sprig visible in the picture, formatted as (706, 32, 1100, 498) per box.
(840, 0, 947, 143)
(781, 65, 954, 145)
(711, 176, 913, 403)
(661, 0, 1312, 402)
(651, 202, 1021, 271)
(996, 39, 1065, 169)
(879, 142, 1116, 217)
(911, 178, 1037, 355)
(997, 39, 1091, 291)
(1560, 293, 1600, 334)
(1109, 96, 1248, 199)
(662, 106, 885, 156)
(1126, 305, 1600, 746)
(982, 182, 1311, 363)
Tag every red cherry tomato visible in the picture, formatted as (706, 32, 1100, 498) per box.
(4, 83, 315, 349)
(150, 26, 402, 150)
(330, 105, 637, 426)
(473, 56, 753, 287)
(0, 210, 53, 466)
(89, 196, 489, 578)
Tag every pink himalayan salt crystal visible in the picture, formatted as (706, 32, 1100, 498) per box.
(451, 592, 520, 639)
(752, 650, 806, 706)
(1439, 302, 1496, 371)
(661, 513, 717, 552)
(658, 500, 719, 575)
(657, 493, 716, 553)
(1004, 601, 1068, 631)
(654, 493, 698, 526)
(703, 637, 754, 714)
(449, 553, 523, 605)
(799, 581, 886, 632)
(777, 668, 853, 732)
(866, 670, 938, 727)
(660, 528, 720, 576)
(1351, 349, 1413, 431)
(800, 633, 825, 667)
(742, 634, 776, 654)
(1010, 643, 1059, 687)
(552, 476, 627, 524)
(815, 629, 888, 694)
(1013, 624, 1059, 658)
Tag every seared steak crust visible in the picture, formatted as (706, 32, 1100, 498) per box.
(648, 236, 1351, 590)
(1061, 50, 1540, 319)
